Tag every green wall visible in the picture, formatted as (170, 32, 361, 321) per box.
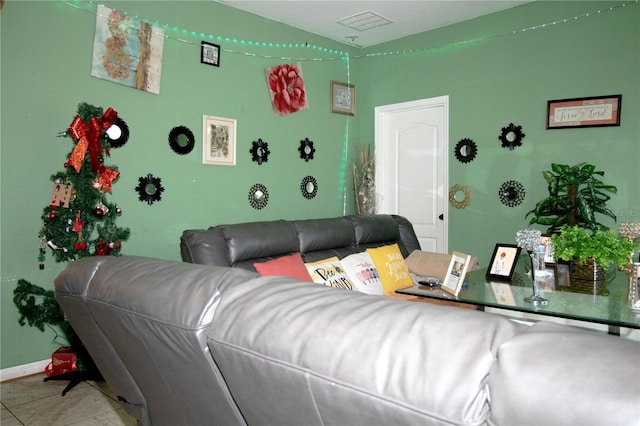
(1, 1, 638, 370)
(358, 0, 639, 264)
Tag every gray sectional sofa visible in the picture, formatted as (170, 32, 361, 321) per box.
(54, 215, 640, 425)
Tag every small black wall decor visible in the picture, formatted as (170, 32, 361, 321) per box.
(300, 176, 318, 199)
(298, 138, 315, 161)
(135, 173, 165, 205)
(168, 125, 195, 155)
(499, 123, 525, 150)
(105, 117, 130, 149)
(249, 183, 269, 209)
(250, 138, 271, 165)
(499, 180, 525, 207)
(454, 138, 477, 163)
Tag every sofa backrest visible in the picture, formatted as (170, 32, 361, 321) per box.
(207, 275, 526, 426)
(55, 256, 257, 426)
(180, 214, 421, 270)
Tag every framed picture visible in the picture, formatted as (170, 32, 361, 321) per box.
(555, 263, 571, 287)
(541, 234, 555, 265)
(546, 94, 621, 129)
(631, 262, 640, 311)
(486, 244, 522, 281)
(441, 251, 472, 297)
(331, 81, 355, 115)
(202, 115, 236, 166)
(201, 41, 220, 67)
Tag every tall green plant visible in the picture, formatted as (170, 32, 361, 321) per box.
(526, 162, 617, 234)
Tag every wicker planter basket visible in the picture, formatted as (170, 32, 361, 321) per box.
(569, 258, 608, 295)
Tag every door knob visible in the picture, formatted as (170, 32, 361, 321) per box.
(439, 214, 444, 221)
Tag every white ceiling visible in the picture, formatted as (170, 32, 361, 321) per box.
(216, 0, 533, 48)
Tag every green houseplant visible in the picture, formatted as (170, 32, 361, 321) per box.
(526, 162, 617, 234)
(551, 226, 633, 273)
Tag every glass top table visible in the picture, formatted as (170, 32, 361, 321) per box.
(397, 258, 640, 333)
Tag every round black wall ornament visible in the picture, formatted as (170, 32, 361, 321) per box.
(168, 125, 195, 155)
(454, 138, 477, 163)
(135, 173, 165, 205)
(498, 123, 525, 150)
(298, 138, 315, 162)
(499, 180, 525, 207)
(250, 139, 271, 165)
(249, 183, 269, 209)
(300, 176, 318, 199)
(105, 117, 130, 149)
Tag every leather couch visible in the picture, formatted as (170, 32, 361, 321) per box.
(55, 255, 640, 426)
(180, 214, 421, 269)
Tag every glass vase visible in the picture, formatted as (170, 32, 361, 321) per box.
(524, 250, 548, 306)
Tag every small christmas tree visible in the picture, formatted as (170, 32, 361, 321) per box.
(14, 102, 130, 355)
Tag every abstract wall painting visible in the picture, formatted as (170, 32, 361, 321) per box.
(91, 5, 165, 94)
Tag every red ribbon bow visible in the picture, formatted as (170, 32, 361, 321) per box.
(67, 107, 118, 173)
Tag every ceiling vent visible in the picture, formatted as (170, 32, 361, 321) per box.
(337, 11, 393, 32)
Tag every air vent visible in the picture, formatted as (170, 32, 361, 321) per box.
(337, 11, 393, 32)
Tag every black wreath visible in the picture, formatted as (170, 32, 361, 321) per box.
(248, 183, 269, 209)
(250, 139, 271, 165)
(498, 123, 525, 150)
(499, 180, 525, 207)
(135, 173, 165, 205)
(298, 138, 315, 162)
(300, 176, 318, 199)
(168, 125, 195, 155)
(454, 138, 477, 163)
(105, 117, 130, 149)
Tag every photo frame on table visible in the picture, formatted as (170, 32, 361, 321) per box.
(541, 234, 555, 265)
(441, 251, 472, 297)
(555, 263, 571, 287)
(202, 115, 236, 166)
(201, 41, 221, 67)
(546, 94, 621, 129)
(331, 81, 355, 115)
(486, 244, 521, 281)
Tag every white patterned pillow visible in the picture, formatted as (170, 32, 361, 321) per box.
(340, 252, 384, 295)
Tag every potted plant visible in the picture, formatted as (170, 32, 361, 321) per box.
(526, 162, 618, 234)
(551, 226, 633, 281)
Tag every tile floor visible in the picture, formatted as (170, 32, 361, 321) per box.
(1, 374, 136, 425)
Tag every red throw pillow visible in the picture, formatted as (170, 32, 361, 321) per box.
(253, 253, 313, 282)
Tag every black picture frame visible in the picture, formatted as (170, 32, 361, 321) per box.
(486, 243, 522, 281)
(200, 41, 220, 67)
(546, 94, 621, 129)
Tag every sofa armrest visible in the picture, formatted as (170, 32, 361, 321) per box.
(488, 322, 640, 425)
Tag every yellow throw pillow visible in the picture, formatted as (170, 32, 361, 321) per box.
(366, 244, 413, 292)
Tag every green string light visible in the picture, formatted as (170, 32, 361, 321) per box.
(62, 0, 637, 61)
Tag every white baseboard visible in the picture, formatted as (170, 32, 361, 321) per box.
(0, 359, 48, 382)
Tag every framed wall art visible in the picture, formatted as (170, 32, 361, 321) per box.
(546, 94, 621, 129)
(201, 41, 220, 67)
(331, 81, 355, 115)
(202, 115, 236, 166)
(486, 243, 522, 281)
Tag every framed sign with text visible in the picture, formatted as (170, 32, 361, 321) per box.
(546, 95, 621, 129)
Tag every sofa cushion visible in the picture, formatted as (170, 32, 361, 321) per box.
(254, 252, 313, 282)
(208, 277, 526, 426)
(340, 251, 384, 295)
(367, 243, 413, 292)
(222, 220, 299, 267)
(304, 256, 354, 289)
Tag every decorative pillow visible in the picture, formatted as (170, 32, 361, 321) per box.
(339, 252, 384, 295)
(405, 250, 479, 280)
(253, 252, 313, 282)
(305, 257, 354, 290)
(366, 243, 413, 292)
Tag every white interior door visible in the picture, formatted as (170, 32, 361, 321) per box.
(374, 96, 449, 253)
